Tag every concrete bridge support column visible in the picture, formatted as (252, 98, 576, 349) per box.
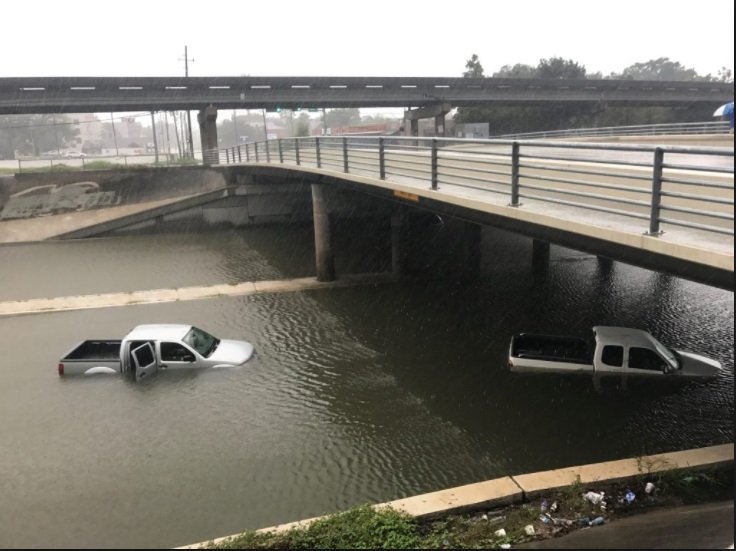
(409, 119, 419, 137)
(434, 114, 446, 137)
(532, 239, 550, 274)
(197, 106, 219, 164)
(391, 208, 406, 276)
(311, 183, 335, 282)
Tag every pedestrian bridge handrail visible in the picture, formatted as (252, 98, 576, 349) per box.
(494, 121, 732, 140)
(205, 135, 734, 238)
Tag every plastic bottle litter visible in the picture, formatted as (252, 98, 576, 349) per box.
(539, 514, 551, 524)
(589, 516, 605, 526)
(645, 482, 656, 494)
(625, 490, 636, 504)
(524, 524, 535, 536)
(550, 500, 558, 513)
(577, 516, 591, 526)
(540, 499, 548, 512)
(494, 528, 507, 537)
(583, 491, 604, 505)
(500, 545, 511, 550)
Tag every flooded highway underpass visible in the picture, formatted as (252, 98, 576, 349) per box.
(0, 221, 732, 549)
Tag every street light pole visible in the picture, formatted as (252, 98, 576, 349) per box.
(182, 45, 195, 158)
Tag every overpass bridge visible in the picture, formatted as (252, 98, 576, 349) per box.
(1, 76, 732, 115)
(2, 75, 731, 159)
(199, 135, 733, 290)
(2, 134, 731, 290)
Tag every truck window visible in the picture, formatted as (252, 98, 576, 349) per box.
(182, 326, 220, 357)
(134, 343, 155, 367)
(161, 342, 195, 362)
(601, 345, 624, 367)
(628, 347, 666, 371)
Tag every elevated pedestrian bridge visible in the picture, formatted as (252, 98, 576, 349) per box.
(205, 135, 734, 290)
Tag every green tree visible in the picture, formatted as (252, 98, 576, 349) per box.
(617, 57, 699, 81)
(463, 54, 484, 77)
(0, 114, 80, 158)
(325, 108, 361, 128)
(493, 63, 536, 78)
(536, 57, 587, 79)
(295, 113, 311, 137)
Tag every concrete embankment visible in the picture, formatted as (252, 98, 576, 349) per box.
(0, 273, 398, 317)
(178, 442, 733, 549)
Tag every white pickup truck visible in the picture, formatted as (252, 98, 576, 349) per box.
(508, 326, 722, 389)
(58, 324, 255, 382)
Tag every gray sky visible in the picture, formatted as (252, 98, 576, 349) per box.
(2, 0, 733, 79)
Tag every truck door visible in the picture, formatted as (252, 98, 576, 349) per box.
(131, 342, 158, 382)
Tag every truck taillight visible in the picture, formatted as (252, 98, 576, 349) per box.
(58, 363, 64, 376)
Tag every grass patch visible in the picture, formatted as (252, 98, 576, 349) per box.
(198, 465, 733, 549)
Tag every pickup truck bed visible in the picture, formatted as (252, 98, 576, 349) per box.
(511, 333, 593, 364)
(59, 340, 122, 376)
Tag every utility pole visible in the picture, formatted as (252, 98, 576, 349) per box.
(110, 113, 119, 157)
(180, 46, 195, 158)
(262, 109, 268, 140)
(232, 110, 239, 146)
(150, 111, 159, 164)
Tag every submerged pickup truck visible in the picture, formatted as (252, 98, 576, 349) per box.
(59, 324, 254, 382)
(508, 326, 722, 388)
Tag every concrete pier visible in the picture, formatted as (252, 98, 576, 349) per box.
(311, 183, 335, 281)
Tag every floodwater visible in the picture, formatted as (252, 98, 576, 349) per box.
(0, 222, 732, 549)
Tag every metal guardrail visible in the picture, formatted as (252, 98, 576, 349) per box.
(9, 153, 198, 173)
(205, 135, 735, 237)
(494, 121, 732, 139)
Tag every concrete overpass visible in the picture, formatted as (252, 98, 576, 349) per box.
(2, 134, 730, 291)
(0, 76, 732, 115)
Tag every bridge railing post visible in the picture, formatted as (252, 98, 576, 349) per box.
(226, 149, 230, 164)
(510, 141, 520, 206)
(278, 139, 284, 163)
(254, 142, 259, 163)
(379, 137, 385, 180)
(265, 140, 271, 163)
(237, 145, 242, 163)
(648, 147, 664, 235)
(245, 143, 250, 162)
(343, 137, 349, 173)
(316, 138, 322, 169)
(295, 139, 301, 165)
(431, 138, 438, 190)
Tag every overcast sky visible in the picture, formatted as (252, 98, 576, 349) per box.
(2, 0, 733, 79)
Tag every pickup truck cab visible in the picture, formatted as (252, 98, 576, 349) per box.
(59, 324, 254, 382)
(508, 326, 722, 389)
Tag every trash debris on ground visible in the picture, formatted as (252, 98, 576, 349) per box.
(494, 528, 507, 537)
(645, 482, 656, 494)
(500, 544, 511, 549)
(625, 490, 636, 504)
(589, 516, 605, 526)
(523, 524, 535, 536)
(583, 491, 605, 505)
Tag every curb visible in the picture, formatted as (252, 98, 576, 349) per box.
(178, 442, 733, 548)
